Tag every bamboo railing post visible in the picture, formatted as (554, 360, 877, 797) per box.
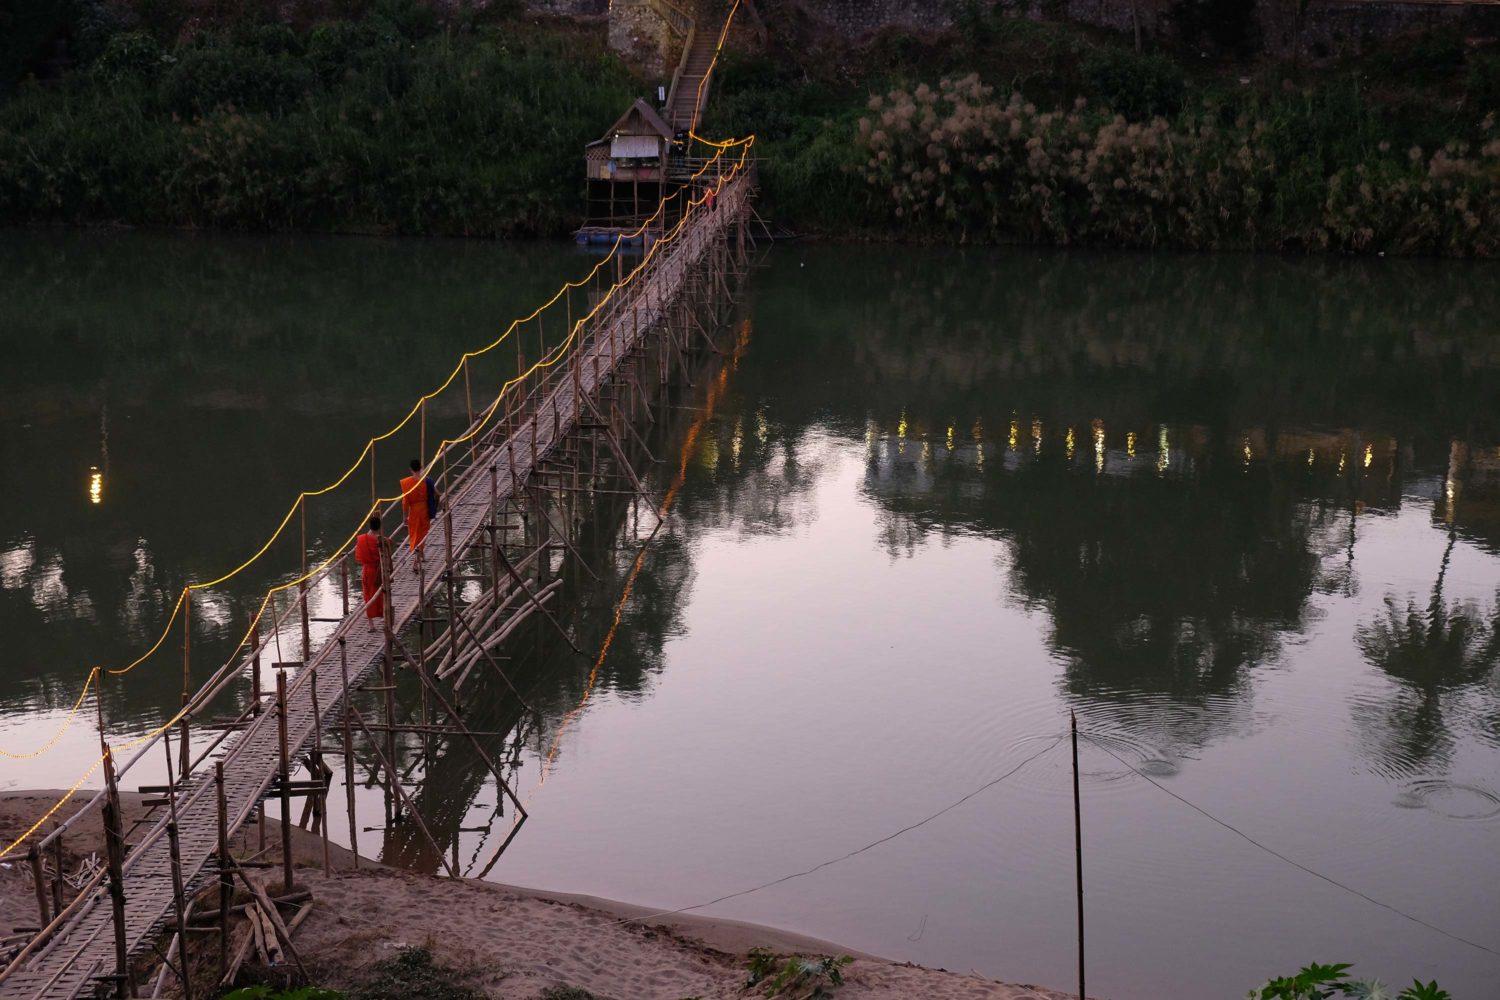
(341, 556, 350, 619)
(420, 397, 427, 467)
(215, 762, 231, 981)
(27, 844, 50, 927)
(100, 746, 132, 999)
(310, 663, 331, 876)
(161, 730, 193, 1000)
(380, 540, 399, 826)
(276, 670, 295, 895)
(1072, 710, 1085, 1000)
(249, 614, 264, 716)
(299, 497, 311, 659)
(338, 638, 359, 869)
(165, 820, 192, 1000)
(180, 593, 192, 778)
(49, 832, 64, 917)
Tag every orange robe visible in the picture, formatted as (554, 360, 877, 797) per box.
(355, 531, 384, 619)
(400, 474, 431, 550)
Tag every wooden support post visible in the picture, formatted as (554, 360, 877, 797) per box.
(311, 664, 331, 876)
(381, 545, 400, 825)
(100, 746, 133, 999)
(338, 639, 359, 870)
(299, 498, 311, 659)
(180, 593, 192, 778)
(49, 832, 64, 918)
(27, 844, 50, 927)
(165, 821, 193, 1000)
(1072, 710, 1086, 1000)
(341, 557, 350, 619)
(276, 670, 295, 895)
(249, 615, 262, 717)
(216, 762, 231, 981)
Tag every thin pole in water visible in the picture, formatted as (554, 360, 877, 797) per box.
(1071, 710, 1085, 1000)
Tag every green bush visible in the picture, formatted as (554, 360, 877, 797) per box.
(1080, 47, 1185, 121)
(160, 40, 316, 116)
(93, 31, 170, 88)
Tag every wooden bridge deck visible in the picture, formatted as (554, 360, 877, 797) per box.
(1, 170, 751, 1000)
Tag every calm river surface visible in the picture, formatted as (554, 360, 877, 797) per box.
(3, 232, 1500, 999)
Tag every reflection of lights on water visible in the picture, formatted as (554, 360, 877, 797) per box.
(732, 415, 743, 468)
(1066, 427, 1076, 460)
(1126, 431, 1136, 460)
(1091, 419, 1105, 473)
(1157, 426, 1170, 474)
(1363, 444, 1373, 469)
(1009, 417, 1019, 451)
(1445, 476, 1456, 524)
(1308, 448, 1315, 467)
(1338, 450, 1347, 475)
(921, 440, 932, 466)
(89, 468, 103, 505)
(973, 420, 984, 470)
(946, 425, 955, 452)
(1242, 436, 1252, 465)
(898, 410, 907, 455)
(976, 442, 984, 470)
(1031, 419, 1043, 456)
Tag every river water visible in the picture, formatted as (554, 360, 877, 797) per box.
(2, 232, 1499, 999)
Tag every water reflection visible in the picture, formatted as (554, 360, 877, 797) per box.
(6, 237, 1500, 997)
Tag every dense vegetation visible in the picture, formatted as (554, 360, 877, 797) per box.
(0, 0, 634, 235)
(4, 0, 1500, 252)
(706, 10, 1500, 254)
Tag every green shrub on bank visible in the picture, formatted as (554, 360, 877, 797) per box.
(0, 7, 635, 235)
(850, 74, 1500, 254)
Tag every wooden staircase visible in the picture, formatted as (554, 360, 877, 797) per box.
(665, 5, 729, 131)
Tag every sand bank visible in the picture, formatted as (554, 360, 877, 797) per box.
(1, 790, 1077, 999)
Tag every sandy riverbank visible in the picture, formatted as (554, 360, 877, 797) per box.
(1, 790, 1078, 999)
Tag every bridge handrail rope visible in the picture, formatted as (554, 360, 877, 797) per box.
(0, 137, 757, 866)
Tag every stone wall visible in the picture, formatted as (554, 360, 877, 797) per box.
(607, 0, 675, 76)
(527, 0, 607, 14)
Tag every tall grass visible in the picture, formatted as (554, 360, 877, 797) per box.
(0, 9, 636, 235)
(853, 74, 1500, 254)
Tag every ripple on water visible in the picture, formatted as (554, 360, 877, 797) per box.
(1393, 779, 1500, 821)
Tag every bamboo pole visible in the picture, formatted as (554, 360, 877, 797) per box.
(276, 670, 295, 896)
(49, 833, 64, 918)
(161, 733, 193, 999)
(216, 763, 231, 981)
(100, 746, 132, 999)
(27, 844, 50, 927)
(180, 593, 192, 778)
(1072, 710, 1085, 1000)
(338, 638, 359, 870)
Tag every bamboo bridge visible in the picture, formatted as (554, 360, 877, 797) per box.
(0, 152, 756, 1000)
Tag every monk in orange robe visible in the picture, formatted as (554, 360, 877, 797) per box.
(355, 515, 386, 630)
(400, 458, 436, 551)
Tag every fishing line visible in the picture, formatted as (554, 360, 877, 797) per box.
(1082, 734, 1500, 960)
(611, 734, 1068, 926)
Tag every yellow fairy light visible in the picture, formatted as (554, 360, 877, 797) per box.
(1338, 450, 1347, 475)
